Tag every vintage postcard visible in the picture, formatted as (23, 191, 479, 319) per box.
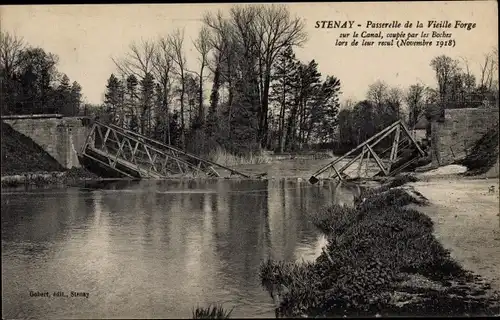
(1, 2, 499, 319)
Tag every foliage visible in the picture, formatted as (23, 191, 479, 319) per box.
(269, 45, 297, 153)
(430, 54, 498, 110)
(2, 16, 497, 160)
(104, 74, 123, 123)
(268, 50, 342, 151)
(384, 174, 419, 189)
(308, 204, 359, 235)
(99, 5, 314, 155)
(358, 186, 427, 210)
(0, 32, 83, 116)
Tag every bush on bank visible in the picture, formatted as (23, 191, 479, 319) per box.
(259, 186, 500, 317)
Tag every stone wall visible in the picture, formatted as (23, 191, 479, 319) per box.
(430, 108, 499, 167)
(2, 115, 91, 169)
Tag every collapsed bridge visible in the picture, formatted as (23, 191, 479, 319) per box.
(79, 120, 252, 179)
(309, 120, 427, 184)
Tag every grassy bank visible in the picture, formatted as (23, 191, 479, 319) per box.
(460, 126, 499, 176)
(259, 177, 500, 317)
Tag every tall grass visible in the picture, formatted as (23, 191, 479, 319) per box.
(192, 304, 234, 319)
(208, 146, 271, 166)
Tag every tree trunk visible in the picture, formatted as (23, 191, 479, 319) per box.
(227, 54, 234, 107)
(286, 100, 299, 150)
(210, 63, 221, 112)
(260, 73, 271, 147)
(278, 73, 287, 153)
(198, 65, 205, 125)
(180, 71, 186, 149)
(163, 81, 171, 145)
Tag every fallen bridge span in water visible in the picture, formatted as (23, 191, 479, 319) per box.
(79, 120, 252, 179)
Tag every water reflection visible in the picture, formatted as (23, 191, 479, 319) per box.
(2, 179, 350, 319)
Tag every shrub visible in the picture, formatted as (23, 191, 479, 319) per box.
(385, 174, 419, 189)
(359, 187, 426, 210)
(309, 205, 360, 235)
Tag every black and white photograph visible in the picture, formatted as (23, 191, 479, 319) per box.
(1, 2, 499, 318)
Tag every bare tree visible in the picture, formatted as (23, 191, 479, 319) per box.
(479, 47, 499, 90)
(430, 55, 460, 107)
(229, 5, 260, 62)
(341, 98, 356, 110)
(458, 57, 477, 105)
(0, 31, 26, 78)
(254, 4, 307, 146)
(367, 80, 389, 108)
(168, 28, 187, 148)
(193, 26, 212, 125)
(204, 11, 228, 111)
(229, 5, 263, 141)
(386, 86, 404, 117)
(153, 37, 175, 144)
(405, 84, 426, 128)
(112, 39, 156, 81)
(204, 10, 239, 117)
(203, 5, 307, 148)
(113, 40, 156, 134)
(424, 87, 439, 105)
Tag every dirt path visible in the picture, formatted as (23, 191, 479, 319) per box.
(410, 178, 500, 290)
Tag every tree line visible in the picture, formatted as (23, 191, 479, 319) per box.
(97, 2, 498, 157)
(2, 4, 497, 159)
(96, 4, 344, 156)
(335, 50, 499, 154)
(0, 31, 82, 116)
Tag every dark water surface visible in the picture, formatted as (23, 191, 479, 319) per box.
(1, 179, 349, 319)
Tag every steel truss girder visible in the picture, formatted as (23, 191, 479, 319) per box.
(309, 120, 425, 183)
(79, 121, 251, 179)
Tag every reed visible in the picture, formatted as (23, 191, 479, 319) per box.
(208, 147, 271, 166)
(192, 304, 234, 319)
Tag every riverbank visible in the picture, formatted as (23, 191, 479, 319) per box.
(1, 121, 102, 188)
(258, 173, 500, 317)
(409, 177, 500, 291)
(1, 167, 101, 188)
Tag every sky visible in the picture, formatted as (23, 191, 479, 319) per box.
(1, 1, 498, 105)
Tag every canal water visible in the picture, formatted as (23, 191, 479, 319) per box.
(1, 179, 353, 319)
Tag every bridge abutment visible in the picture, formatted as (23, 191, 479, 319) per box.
(2, 115, 91, 169)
